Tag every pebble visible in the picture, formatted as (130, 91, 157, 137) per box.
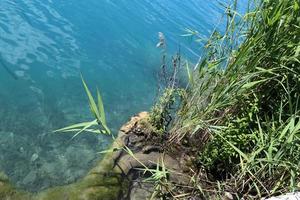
(19, 147, 24, 153)
(30, 153, 39, 162)
(264, 193, 300, 200)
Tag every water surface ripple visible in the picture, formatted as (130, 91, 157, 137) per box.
(0, 0, 238, 191)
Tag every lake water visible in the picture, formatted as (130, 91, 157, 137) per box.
(0, 0, 243, 191)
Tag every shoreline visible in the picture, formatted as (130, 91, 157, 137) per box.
(0, 112, 188, 200)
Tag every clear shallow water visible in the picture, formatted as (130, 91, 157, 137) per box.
(0, 0, 242, 191)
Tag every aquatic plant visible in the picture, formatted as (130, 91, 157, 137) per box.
(55, 75, 110, 138)
(149, 0, 300, 198)
(149, 33, 183, 135)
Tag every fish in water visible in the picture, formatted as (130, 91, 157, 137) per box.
(0, 56, 18, 80)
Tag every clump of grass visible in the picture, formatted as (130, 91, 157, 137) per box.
(55, 75, 110, 138)
(149, 88, 176, 134)
(124, 147, 174, 199)
(149, 32, 183, 135)
(153, 0, 300, 198)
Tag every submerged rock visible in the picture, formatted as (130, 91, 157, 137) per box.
(30, 153, 39, 162)
(0, 112, 189, 199)
(0, 171, 9, 182)
(23, 171, 37, 185)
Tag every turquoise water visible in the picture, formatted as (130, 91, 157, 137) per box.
(0, 0, 243, 191)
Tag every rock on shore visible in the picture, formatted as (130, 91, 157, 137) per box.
(0, 112, 189, 200)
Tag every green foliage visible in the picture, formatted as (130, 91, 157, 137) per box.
(55, 76, 110, 138)
(199, 95, 259, 171)
(149, 88, 176, 134)
(149, 87, 185, 135)
(165, 0, 300, 198)
(124, 146, 171, 199)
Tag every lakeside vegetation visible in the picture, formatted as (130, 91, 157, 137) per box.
(55, 0, 300, 199)
(148, 0, 300, 198)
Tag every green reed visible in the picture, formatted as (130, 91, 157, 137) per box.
(55, 75, 110, 138)
(151, 0, 300, 198)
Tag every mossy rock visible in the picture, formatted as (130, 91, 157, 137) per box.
(0, 142, 125, 200)
(0, 171, 8, 182)
(0, 182, 32, 200)
(0, 112, 152, 200)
